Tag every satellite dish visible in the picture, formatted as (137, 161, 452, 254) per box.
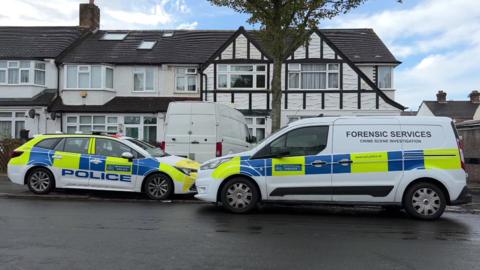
(28, 109, 36, 119)
(50, 112, 56, 120)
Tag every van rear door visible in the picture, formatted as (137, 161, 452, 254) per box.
(190, 113, 217, 162)
(165, 111, 191, 159)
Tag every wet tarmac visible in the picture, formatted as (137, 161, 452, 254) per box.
(0, 198, 479, 270)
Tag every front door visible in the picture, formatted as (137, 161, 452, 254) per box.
(52, 137, 92, 188)
(89, 138, 136, 190)
(252, 125, 332, 201)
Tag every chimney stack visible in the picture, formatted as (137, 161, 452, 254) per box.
(469, 90, 480, 104)
(436, 90, 447, 103)
(79, 0, 100, 30)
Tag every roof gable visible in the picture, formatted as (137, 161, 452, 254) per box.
(423, 101, 480, 119)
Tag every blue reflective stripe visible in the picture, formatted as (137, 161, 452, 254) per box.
(333, 154, 351, 174)
(388, 151, 403, 171)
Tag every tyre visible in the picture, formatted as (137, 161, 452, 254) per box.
(403, 182, 446, 220)
(220, 177, 259, 214)
(144, 173, 173, 200)
(26, 167, 54, 195)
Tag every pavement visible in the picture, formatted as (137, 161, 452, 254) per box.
(0, 198, 479, 270)
(0, 174, 479, 214)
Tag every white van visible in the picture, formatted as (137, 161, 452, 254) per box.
(163, 102, 255, 163)
(195, 116, 472, 220)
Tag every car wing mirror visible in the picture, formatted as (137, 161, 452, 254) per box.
(121, 152, 134, 161)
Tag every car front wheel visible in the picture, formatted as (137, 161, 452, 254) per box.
(144, 173, 173, 200)
(404, 182, 446, 220)
(220, 177, 259, 214)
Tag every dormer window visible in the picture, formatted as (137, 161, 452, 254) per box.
(138, 41, 157, 50)
(101, 33, 128, 40)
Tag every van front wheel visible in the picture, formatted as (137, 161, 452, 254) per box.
(220, 177, 259, 214)
(404, 182, 446, 220)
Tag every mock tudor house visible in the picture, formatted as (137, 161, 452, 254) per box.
(417, 90, 480, 123)
(0, 1, 405, 143)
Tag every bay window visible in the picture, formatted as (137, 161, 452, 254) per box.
(217, 64, 266, 89)
(176, 67, 197, 92)
(288, 63, 339, 90)
(377, 66, 393, 89)
(65, 65, 114, 89)
(0, 60, 46, 86)
(134, 67, 155, 92)
(66, 115, 118, 134)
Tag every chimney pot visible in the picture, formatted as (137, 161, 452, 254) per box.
(436, 90, 447, 103)
(79, 1, 100, 30)
(469, 90, 480, 104)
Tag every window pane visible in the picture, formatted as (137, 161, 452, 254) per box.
(79, 125, 91, 133)
(107, 126, 118, 132)
(378, 66, 392, 88)
(218, 64, 227, 72)
(328, 64, 339, 71)
(15, 112, 25, 118)
(107, 117, 117, 124)
(67, 116, 77, 123)
(231, 75, 253, 88)
(8, 62, 18, 68)
(124, 116, 140, 124)
(91, 66, 102, 88)
(95, 138, 132, 158)
(231, 65, 253, 72)
(20, 70, 29, 83)
(218, 74, 227, 88)
(286, 126, 329, 156)
(20, 61, 30, 68)
(93, 125, 105, 131)
(328, 73, 339, 88)
(35, 62, 46, 70)
(0, 61, 6, 68)
(35, 138, 61, 150)
(0, 112, 12, 117)
(67, 126, 77, 134)
(134, 73, 144, 91)
(34, 70, 45, 85)
(256, 75, 266, 88)
(187, 76, 196, 91)
(93, 116, 105, 124)
(176, 76, 185, 91)
(302, 64, 325, 71)
(256, 65, 266, 72)
(14, 121, 25, 139)
(64, 138, 90, 154)
(176, 68, 186, 74)
(144, 116, 157, 124)
(79, 72, 89, 88)
(0, 70, 5, 83)
(145, 68, 154, 90)
(106, 68, 113, 89)
(288, 73, 299, 88)
(256, 118, 265, 125)
(79, 116, 92, 124)
(125, 127, 139, 138)
(256, 128, 265, 141)
(0, 121, 12, 139)
(143, 126, 157, 144)
(302, 72, 326, 89)
(288, 63, 301, 70)
(8, 68, 19, 84)
(67, 66, 77, 88)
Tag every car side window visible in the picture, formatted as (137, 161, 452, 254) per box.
(95, 138, 137, 158)
(35, 138, 62, 150)
(255, 126, 329, 158)
(63, 138, 90, 154)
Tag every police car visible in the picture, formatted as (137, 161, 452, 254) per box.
(8, 134, 199, 200)
(195, 116, 472, 220)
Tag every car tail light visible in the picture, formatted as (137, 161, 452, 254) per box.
(10, 150, 23, 159)
(216, 142, 222, 157)
(457, 138, 466, 171)
(160, 141, 166, 151)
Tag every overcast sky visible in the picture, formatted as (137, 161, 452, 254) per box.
(1, 0, 479, 111)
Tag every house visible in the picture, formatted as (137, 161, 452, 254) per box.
(0, 1, 405, 143)
(417, 90, 480, 123)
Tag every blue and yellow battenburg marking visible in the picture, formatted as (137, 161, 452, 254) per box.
(211, 148, 462, 179)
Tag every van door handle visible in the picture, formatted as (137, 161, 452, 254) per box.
(191, 141, 199, 144)
(338, 159, 353, 165)
(311, 160, 327, 167)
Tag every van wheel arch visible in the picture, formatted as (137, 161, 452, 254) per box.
(141, 171, 175, 194)
(216, 174, 261, 203)
(402, 177, 450, 205)
(24, 166, 56, 188)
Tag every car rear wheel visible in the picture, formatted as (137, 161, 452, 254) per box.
(144, 173, 173, 200)
(220, 177, 259, 214)
(27, 168, 54, 194)
(404, 182, 446, 220)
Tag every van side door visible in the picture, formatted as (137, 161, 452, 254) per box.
(331, 118, 403, 203)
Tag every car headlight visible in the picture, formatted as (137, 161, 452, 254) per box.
(200, 157, 233, 170)
(174, 167, 197, 176)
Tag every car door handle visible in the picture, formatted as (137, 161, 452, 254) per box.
(90, 159, 103, 164)
(52, 155, 62, 160)
(338, 159, 353, 165)
(191, 141, 199, 144)
(311, 160, 327, 167)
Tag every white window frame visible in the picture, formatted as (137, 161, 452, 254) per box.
(245, 116, 267, 141)
(0, 60, 46, 86)
(64, 65, 114, 90)
(377, 65, 394, 90)
(133, 67, 155, 92)
(65, 115, 119, 134)
(217, 64, 267, 90)
(0, 111, 26, 139)
(175, 66, 198, 93)
(287, 63, 340, 90)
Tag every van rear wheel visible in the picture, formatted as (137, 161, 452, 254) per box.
(220, 177, 259, 214)
(404, 182, 446, 220)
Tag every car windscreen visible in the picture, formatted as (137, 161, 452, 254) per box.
(126, 139, 169, 157)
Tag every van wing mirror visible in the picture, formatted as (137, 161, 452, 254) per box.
(247, 135, 257, 143)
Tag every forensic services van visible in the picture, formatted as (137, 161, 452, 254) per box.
(7, 134, 199, 200)
(195, 116, 472, 220)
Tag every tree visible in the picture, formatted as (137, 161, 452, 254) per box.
(209, 0, 369, 131)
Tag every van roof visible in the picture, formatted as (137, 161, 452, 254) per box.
(289, 116, 453, 127)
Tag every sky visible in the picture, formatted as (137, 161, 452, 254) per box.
(1, 0, 479, 111)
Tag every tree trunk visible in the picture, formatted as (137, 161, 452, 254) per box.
(270, 57, 283, 132)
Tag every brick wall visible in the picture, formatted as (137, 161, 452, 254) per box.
(458, 127, 480, 184)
